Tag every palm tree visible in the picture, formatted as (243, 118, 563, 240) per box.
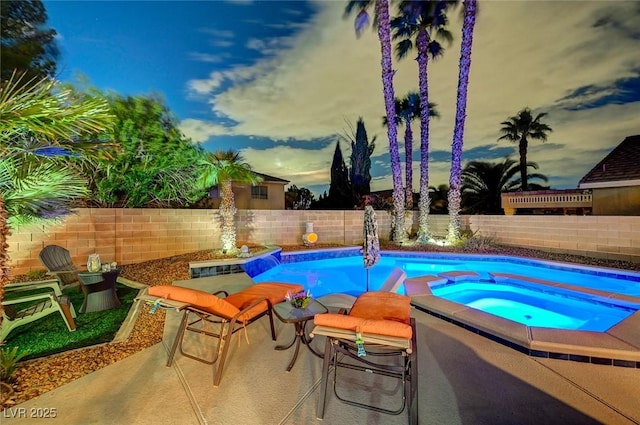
(391, 0, 453, 243)
(447, 0, 478, 244)
(0, 71, 114, 310)
(383, 92, 438, 210)
(498, 107, 553, 191)
(345, 0, 406, 242)
(198, 150, 262, 253)
(461, 158, 548, 214)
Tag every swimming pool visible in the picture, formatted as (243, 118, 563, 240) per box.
(251, 249, 640, 298)
(430, 280, 637, 331)
(250, 249, 640, 365)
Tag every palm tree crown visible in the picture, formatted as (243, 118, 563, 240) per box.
(462, 157, 548, 214)
(498, 107, 552, 191)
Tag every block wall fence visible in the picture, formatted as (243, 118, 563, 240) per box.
(8, 208, 640, 276)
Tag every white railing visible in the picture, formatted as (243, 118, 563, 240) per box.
(502, 190, 592, 208)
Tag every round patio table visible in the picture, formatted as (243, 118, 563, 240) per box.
(77, 269, 121, 313)
(273, 299, 328, 371)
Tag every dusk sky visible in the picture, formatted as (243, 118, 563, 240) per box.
(45, 1, 640, 196)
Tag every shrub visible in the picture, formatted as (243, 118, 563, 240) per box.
(0, 346, 26, 382)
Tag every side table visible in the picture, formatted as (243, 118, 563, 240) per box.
(77, 268, 121, 313)
(273, 299, 328, 371)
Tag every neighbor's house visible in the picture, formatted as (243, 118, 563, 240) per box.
(200, 172, 289, 210)
(502, 135, 640, 216)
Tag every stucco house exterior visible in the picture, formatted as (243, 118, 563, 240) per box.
(577, 134, 640, 216)
(200, 172, 290, 210)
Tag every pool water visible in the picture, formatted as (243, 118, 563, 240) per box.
(431, 281, 636, 331)
(252, 254, 640, 299)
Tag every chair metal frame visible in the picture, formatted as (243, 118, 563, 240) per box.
(140, 290, 278, 387)
(314, 317, 418, 425)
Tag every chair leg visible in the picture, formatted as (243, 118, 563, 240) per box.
(268, 309, 276, 340)
(167, 310, 190, 367)
(58, 296, 76, 332)
(316, 337, 334, 419)
(213, 320, 234, 387)
(408, 319, 419, 425)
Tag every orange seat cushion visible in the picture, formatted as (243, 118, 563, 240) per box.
(313, 313, 412, 339)
(149, 285, 240, 320)
(349, 291, 411, 325)
(224, 282, 303, 320)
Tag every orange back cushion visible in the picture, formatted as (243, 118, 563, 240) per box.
(349, 291, 411, 324)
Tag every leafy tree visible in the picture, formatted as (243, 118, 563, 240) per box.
(346, 0, 406, 241)
(447, 0, 478, 243)
(0, 72, 114, 315)
(199, 150, 261, 252)
(328, 141, 353, 208)
(346, 117, 375, 202)
(498, 107, 553, 191)
(392, 0, 453, 243)
(285, 185, 315, 210)
(461, 158, 548, 214)
(1, 0, 58, 83)
(90, 93, 206, 208)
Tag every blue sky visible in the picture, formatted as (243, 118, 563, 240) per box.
(45, 0, 640, 196)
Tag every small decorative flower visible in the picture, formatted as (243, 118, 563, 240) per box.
(287, 290, 312, 309)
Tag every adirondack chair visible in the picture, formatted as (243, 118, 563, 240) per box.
(39, 245, 82, 289)
(1, 279, 77, 342)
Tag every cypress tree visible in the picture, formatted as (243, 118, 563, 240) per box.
(349, 117, 375, 201)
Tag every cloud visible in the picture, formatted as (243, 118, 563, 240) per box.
(188, 52, 227, 63)
(180, 119, 231, 142)
(184, 1, 640, 191)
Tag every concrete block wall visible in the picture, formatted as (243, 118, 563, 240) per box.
(469, 215, 640, 263)
(8, 209, 640, 276)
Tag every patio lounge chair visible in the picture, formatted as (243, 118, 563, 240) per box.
(311, 291, 418, 424)
(1, 279, 77, 342)
(142, 282, 303, 387)
(39, 245, 82, 289)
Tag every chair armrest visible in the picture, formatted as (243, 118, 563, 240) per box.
(5, 279, 63, 296)
(2, 292, 56, 306)
(135, 292, 191, 311)
(213, 290, 229, 297)
(231, 296, 270, 321)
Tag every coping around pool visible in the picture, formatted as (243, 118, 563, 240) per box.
(250, 247, 640, 368)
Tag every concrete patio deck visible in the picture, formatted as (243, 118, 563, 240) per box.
(3, 273, 640, 425)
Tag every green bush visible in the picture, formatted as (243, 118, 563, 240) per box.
(0, 346, 27, 382)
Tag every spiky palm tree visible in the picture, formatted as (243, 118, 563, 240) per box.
(199, 150, 261, 252)
(0, 71, 114, 313)
(461, 158, 548, 214)
(498, 107, 553, 191)
(383, 92, 438, 210)
(392, 0, 453, 243)
(345, 0, 406, 242)
(447, 0, 478, 243)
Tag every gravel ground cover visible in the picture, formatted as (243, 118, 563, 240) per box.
(2, 243, 638, 409)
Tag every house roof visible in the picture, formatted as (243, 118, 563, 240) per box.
(254, 172, 290, 184)
(579, 135, 640, 188)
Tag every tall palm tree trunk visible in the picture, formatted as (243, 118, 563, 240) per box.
(404, 120, 413, 210)
(447, 0, 477, 243)
(376, 0, 406, 242)
(519, 137, 528, 190)
(219, 179, 237, 251)
(416, 28, 432, 243)
(0, 196, 9, 318)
